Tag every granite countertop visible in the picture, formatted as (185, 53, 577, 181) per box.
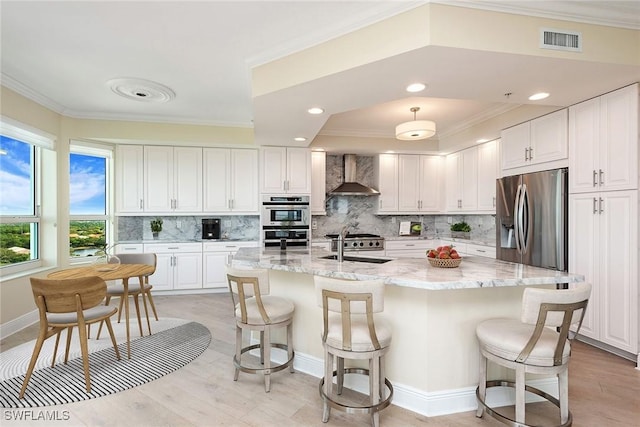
(231, 247, 583, 291)
(117, 238, 257, 244)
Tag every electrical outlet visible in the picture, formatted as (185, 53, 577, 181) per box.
(176, 220, 182, 228)
(447, 217, 452, 224)
(391, 216, 396, 224)
(311, 220, 317, 230)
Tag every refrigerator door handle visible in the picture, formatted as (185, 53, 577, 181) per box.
(514, 184, 523, 253)
(520, 184, 530, 254)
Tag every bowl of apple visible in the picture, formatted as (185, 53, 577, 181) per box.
(426, 245, 462, 268)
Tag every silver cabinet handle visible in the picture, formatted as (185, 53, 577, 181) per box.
(493, 196, 496, 207)
(524, 147, 528, 161)
(599, 169, 604, 186)
(593, 197, 598, 214)
(593, 170, 598, 187)
(477, 249, 486, 253)
(140, 199, 143, 209)
(168, 246, 179, 250)
(599, 197, 604, 214)
(529, 147, 533, 160)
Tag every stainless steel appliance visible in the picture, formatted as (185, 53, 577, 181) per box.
(202, 218, 221, 240)
(325, 233, 385, 251)
(496, 168, 568, 271)
(261, 195, 310, 247)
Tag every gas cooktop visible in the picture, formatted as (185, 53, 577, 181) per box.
(325, 233, 385, 251)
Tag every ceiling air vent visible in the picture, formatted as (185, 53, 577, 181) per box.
(540, 28, 582, 52)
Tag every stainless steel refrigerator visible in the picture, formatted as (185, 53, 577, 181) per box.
(496, 168, 568, 271)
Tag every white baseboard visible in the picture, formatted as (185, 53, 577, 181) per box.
(281, 350, 558, 417)
(0, 309, 38, 341)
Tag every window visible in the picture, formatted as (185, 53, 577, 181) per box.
(0, 116, 54, 273)
(69, 143, 112, 260)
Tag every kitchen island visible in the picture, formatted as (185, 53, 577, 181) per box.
(231, 247, 584, 417)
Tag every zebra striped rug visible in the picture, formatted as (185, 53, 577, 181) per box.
(0, 321, 211, 408)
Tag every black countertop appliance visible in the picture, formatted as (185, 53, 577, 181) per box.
(202, 218, 221, 240)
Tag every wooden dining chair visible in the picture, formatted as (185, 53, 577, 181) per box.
(96, 253, 158, 338)
(20, 276, 121, 398)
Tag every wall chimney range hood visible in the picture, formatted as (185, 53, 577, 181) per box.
(329, 154, 380, 196)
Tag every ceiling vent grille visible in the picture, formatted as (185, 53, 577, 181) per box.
(540, 28, 582, 52)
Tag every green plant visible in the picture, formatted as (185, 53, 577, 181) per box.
(150, 218, 163, 233)
(450, 221, 471, 232)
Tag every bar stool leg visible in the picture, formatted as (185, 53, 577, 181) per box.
(263, 327, 271, 393)
(322, 349, 333, 423)
(371, 356, 381, 427)
(559, 370, 569, 424)
(476, 353, 487, 418)
(234, 325, 241, 381)
(336, 356, 344, 395)
(287, 322, 294, 373)
(515, 364, 526, 424)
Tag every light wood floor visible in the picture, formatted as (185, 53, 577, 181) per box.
(2, 293, 639, 427)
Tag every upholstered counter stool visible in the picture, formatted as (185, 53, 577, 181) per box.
(314, 276, 393, 427)
(226, 267, 294, 392)
(475, 282, 591, 427)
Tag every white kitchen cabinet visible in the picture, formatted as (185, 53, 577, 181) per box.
(260, 147, 311, 194)
(203, 148, 258, 213)
(446, 148, 478, 212)
(144, 146, 203, 213)
(374, 154, 399, 213)
(385, 240, 436, 258)
(113, 243, 143, 254)
(311, 151, 326, 214)
(569, 84, 638, 194)
(501, 109, 568, 171)
(203, 241, 258, 289)
(398, 155, 441, 213)
(569, 190, 638, 354)
(143, 242, 203, 291)
(115, 145, 144, 213)
(476, 139, 498, 212)
(465, 243, 496, 259)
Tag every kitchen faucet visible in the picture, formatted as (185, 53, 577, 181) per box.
(337, 225, 349, 262)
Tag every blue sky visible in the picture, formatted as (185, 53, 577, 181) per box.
(0, 135, 106, 215)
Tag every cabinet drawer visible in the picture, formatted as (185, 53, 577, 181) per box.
(114, 244, 143, 254)
(143, 242, 203, 253)
(466, 244, 496, 258)
(203, 241, 258, 252)
(385, 240, 433, 251)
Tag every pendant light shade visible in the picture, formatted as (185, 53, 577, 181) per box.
(395, 107, 436, 140)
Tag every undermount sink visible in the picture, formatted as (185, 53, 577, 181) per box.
(320, 254, 392, 264)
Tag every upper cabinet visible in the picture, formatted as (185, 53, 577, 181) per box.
(398, 154, 442, 213)
(311, 151, 326, 215)
(203, 148, 258, 213)
(115, 145, 144, 213)
(477, 139, 499, 211)
(501, 109, 568, 172)
(446, 147, 478, 212)
(260, 147, 311, 194)
(569, 84, 638, 194)
(144, 146, 202, 213)
(374, 154, 399, 213)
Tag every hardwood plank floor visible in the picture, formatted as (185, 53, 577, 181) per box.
(2, 293, 639, 426)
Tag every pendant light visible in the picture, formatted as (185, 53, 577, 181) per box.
(395, 107, 436, 140)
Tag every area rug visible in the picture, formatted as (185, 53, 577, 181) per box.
(0, 319, 211, 408)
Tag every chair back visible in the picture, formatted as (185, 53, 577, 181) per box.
(517, 282, 591, 365)
(30, 276, 107, 314)
(315, 276, 385, 351)
(115, 253, 157, 270)
(226, 266, 269, 296)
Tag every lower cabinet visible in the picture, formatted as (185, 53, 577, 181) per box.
(203, 241, 258, 289)
(569, 190, 638, 354)
(385, 240, 436, 258)
(143, 243, 203, 291)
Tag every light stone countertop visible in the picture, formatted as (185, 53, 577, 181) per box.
(231, 247, 583, 291)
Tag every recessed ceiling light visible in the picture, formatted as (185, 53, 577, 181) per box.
(406, 83, 426, 93)
(476, 138, 490, 144)
(529, 92, 550, 101)
(307, 107, 324, 115)
(294, 137, 307, 142)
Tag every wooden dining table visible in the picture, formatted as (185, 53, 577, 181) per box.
(47, 263, 155, 359)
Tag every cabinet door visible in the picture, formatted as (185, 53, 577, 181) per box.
(569, 98, 600, 193)
(203, 148, 231, 211)
(529, 109, 568, 165)
(150, 253, 174, 291)
(376, 154, 398, 213)
(461, 147, 478, 211)
(501, 121, 530, 170)
(311, 151, 326, 214)
(568, 193, 600, 339)
(115, 145, 144, 213)
(419, 155, 441, 212)
(600, 85, 638, 192)
(173, 252, 203, 290)
(231, 149, 258, 212)
(286, 148, 311, 194)
(144, 146, 173, 212)
(598, 191, 638, 352)
(445, 153, 462, 211)
(173, 147, 202, 212)
(203, 252, 229, 289)
(260, 147, 287, 193)
(398, 155, 420, 212)
(477, 140, 498, 211)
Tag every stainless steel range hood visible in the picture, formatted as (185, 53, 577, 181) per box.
(329, 154, 380, 196)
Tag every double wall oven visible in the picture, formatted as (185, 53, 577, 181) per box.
(261, 195, 310, 247)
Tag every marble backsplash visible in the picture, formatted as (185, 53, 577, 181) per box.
(117, 215, 260, 242)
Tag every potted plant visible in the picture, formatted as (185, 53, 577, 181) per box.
(150, 217, 163, 239)
(450, 221, 471, 239)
